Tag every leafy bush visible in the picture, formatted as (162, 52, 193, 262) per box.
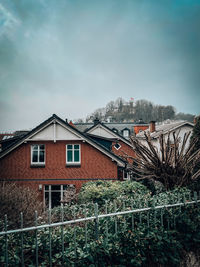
(1, 188, 199, 266)
(78, 180, 150, 206)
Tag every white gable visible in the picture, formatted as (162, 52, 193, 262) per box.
(28, 123, 82, 141)
(88, 125, 117, 139)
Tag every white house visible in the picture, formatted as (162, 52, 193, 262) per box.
(136, 120, 194, 152)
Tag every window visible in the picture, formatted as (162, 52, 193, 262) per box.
(123, 170, 131, 180)
(44, 184, 76, 209)
(112, 128, 118, 134)
(31, 145, 45, 165)
(114, 143, 121, 150)
(66, 144, 81, 165)
(123, 129, 129, 138)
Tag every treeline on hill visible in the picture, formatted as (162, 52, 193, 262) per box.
(81, 98, 194, 123)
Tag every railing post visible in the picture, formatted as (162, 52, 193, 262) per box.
(152, 199, 156, 227)
(61, 207, 64, 266)
(194, 191, 198, 204)
(48, 209, 52, 267)
(131, 199, 134, 232)
(114, 201, 117, 235)
(84, 204, 88, 247)
(123, 200, 126, 231)
(20, 212, 24, 267)
(35, 211, 38, 267)
(105, 201, 108, 244)
(73, 206, 77, 260)
(4, 215, 8, 267)
(94, 203, 99, 241)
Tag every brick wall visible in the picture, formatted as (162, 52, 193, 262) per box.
(0, 141, 118, 191)
(112, 141, 135, 164)
(134, 125, 149, 134)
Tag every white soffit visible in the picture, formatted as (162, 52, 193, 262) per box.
(28, 122, 82, 141)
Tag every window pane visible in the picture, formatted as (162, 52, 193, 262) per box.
(74, 150, 80, 162)
(40, 144, 45, 150)
(32, 151, 38, 162)
(51, 185, 61, 191)
(39, 150, 45, 162)
(51, 192, 61, 208)
(123, 130, 129, 137)
(67, 145, 72, 150)
(74, 145, 79, 150)
(45, 185, 49, 190)
(67, 150, 73, 162)
(63, 185, 68, 190)
(45, 192, 49, 208)
(32, 145, 38, 151)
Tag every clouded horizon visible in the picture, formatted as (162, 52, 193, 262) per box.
(0, 0, 200, 131)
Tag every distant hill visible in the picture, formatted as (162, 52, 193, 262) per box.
(81, 98, 194, 123)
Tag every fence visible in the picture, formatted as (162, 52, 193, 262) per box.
(0, 192, 200, 266)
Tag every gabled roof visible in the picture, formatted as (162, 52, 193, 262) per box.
(85, 122, 133, 147)
(75, 121, 148, 136)
(137, 121, 194, 139)
(0, 114, 126, 167)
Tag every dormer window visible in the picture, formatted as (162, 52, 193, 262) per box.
(123, 129, 129, 138)
(112, 128, 118, 134)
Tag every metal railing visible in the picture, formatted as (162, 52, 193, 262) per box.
(0, 193, 199, 266)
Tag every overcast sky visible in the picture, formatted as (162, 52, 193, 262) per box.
(0, 0, 200, 131)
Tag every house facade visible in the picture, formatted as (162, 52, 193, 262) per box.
(136, 121, 194, 152)
(75, 119, 149, 139)
(0, 114, 126, 209)
(84, 120, 136, 163)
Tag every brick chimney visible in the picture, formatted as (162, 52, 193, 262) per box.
(93, 117, 100, 125)
(149, 121, 156, 133)
(69, 120, 75, 127)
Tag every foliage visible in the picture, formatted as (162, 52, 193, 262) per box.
(0, 188, 199, 266)
(78, 180, 150, 206)
(130, 131, 200, 190)
(0, 182, 43, 230)
(191, 116, 200, 152)
(189, 115, 200, 191)
(86, 97, 181, 123)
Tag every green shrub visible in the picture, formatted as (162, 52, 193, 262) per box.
(1, 188, 199, 266)
(78, 180, 150, 206)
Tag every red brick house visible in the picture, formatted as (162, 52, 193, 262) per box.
(79, 119, 140, 180)
(0, 114, 126, 208)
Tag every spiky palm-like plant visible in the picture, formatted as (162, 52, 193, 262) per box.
(129, 131, 200, 190)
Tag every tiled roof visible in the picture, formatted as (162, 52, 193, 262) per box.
(0, 114, 126, 167)
(75, 121, 148, 136)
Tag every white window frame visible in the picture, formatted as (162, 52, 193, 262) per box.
(123, 170, 131, 180)
(114, 143, 121, 150)
(31, 144, 45, 165)
(66, 144, 81, 165)
(44, 184, 76, 209)
(123, 129, 129, 138)
(44, 185, 64, 210)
